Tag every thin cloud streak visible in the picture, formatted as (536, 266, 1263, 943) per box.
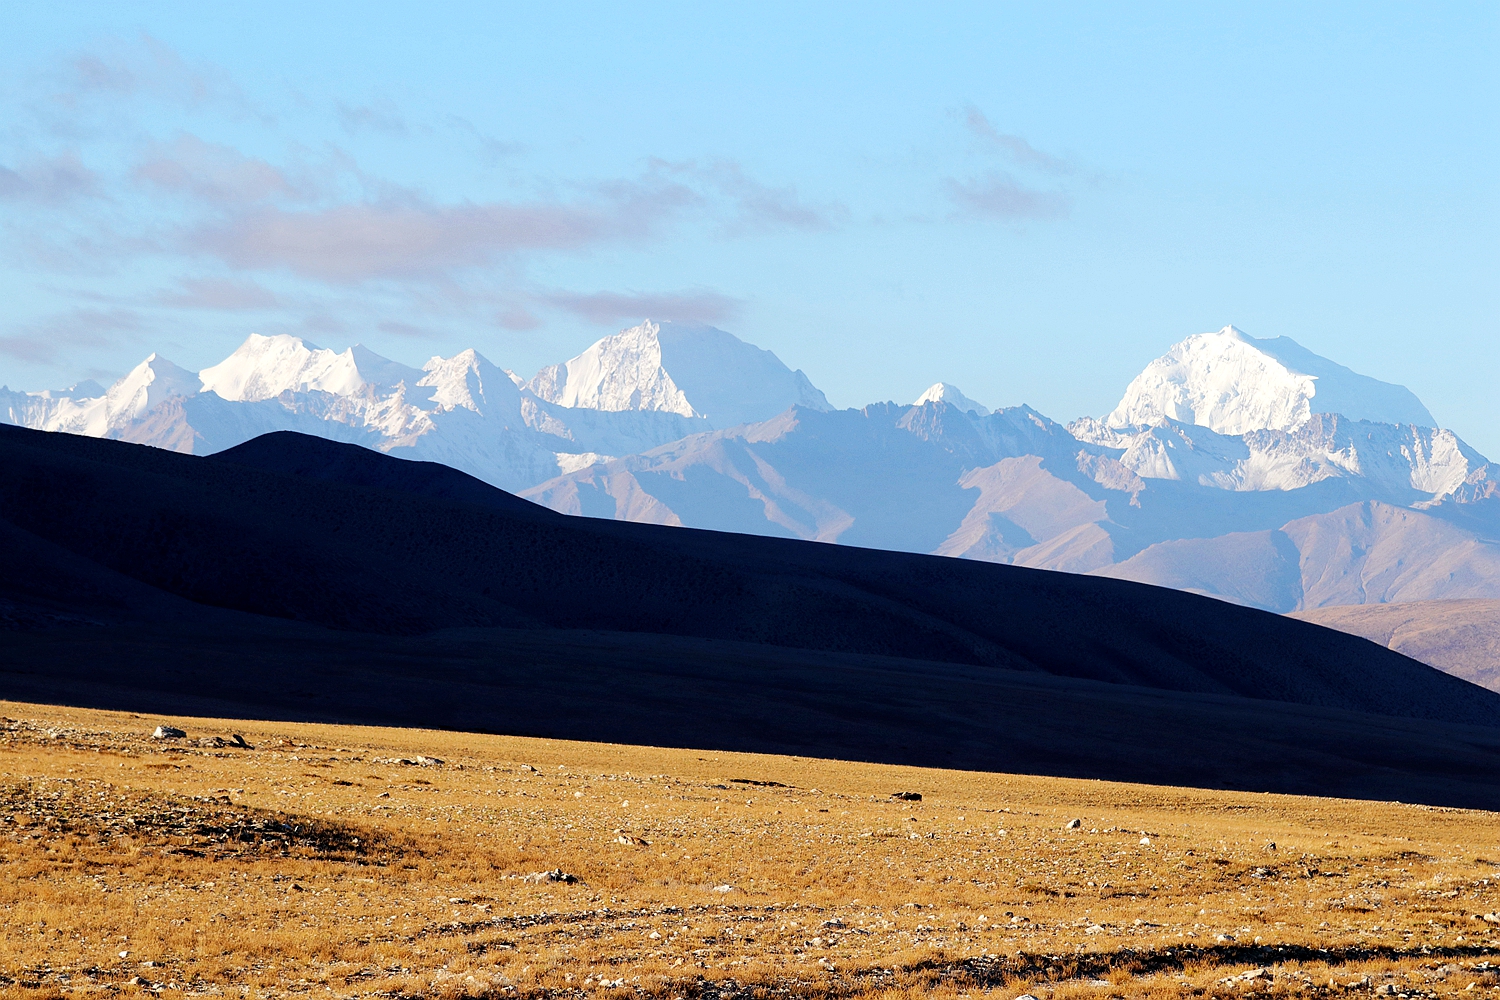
(60, 33, 267, 121)
(188, 203, 615, 282)
(133, 134, 309, 206)
(0, 153, 100, 204)
(542, 289, 741, 326)
(943, 174, 1070, 221)
(964, 107, 1072, 176)
(338, 100, 409, 136)
(0, 307, 140, 364)
(153, 276, 280, 310)
(186, 179, 699, 283)
(652, 158, 844, 235)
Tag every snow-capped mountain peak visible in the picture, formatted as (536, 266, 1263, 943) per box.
(913, 382, 990, 416)
(1104, 326, 1434, 435)
(419, 349, 517, 414)
(527, 320, 695, 417)
(526, 319, 832, 429)
(0, 353, 198, 438)
(199, 334, 418, 402)
(107, 353, 200, 422)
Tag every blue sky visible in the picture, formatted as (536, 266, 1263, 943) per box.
(3, 3, 1497, 450)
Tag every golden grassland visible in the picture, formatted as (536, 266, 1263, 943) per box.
(2, 701, 1499, 999)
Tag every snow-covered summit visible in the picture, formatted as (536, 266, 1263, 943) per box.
(2, 354, 200, 438)
(913, 382, 990, 416)
(199, 334, 421, 402)
(526, 319, 831, 429)
(1104, 326, 1435, 435)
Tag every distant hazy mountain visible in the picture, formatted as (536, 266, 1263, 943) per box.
(521, 398, 1500, 599)
(1290, 599, 1500, 694)
(5, 320, 1498, 613)
(913, 382, 990, 416)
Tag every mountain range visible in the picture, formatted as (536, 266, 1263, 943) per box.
(6, 320, 1498, 615)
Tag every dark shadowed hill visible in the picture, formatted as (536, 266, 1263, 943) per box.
(3, 424, 1496, 722)
(5, 425, 1500, 807)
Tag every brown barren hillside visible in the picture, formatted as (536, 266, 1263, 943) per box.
(1289, 600, 1500, 693)
(3, 701, 1499, 999)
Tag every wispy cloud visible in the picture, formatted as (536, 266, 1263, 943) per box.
(943, 108, 1074, 221)
(943, 174, 1070, 221)
(184, 176, 699, 283)
(133, 134, 310, 206)
(377, 319, 434, 338)
(60, 34, 265, 120)
(186, 203, 607, 282)
(652, 158, 843, 235)
(152, 276, 280, 310)
(541, 289, 741, 326)
(963, 107, 1072, 176)
(337, 100, 408, 136)
(0, 307, 140, 364)
(495, 306, 542, 331)
(0, 153, 100, 205)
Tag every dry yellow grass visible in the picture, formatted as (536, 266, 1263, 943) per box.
(2, 699, 1498, 999)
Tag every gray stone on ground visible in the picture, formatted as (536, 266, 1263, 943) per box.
(152, 725, 186, 739)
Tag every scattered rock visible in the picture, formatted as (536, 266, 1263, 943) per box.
(1013, 994, 1042, 1000)
(1139, 836, 1152, 846)
(517, 764, 536, 772)
(151, 725, 186, 740)
(1085, 923, 1104, 934)
(1065, 818, 1082, 830)
(712, 884, 736, 893)
(891, 791, 922, 801)
(523, 869, 578, 884)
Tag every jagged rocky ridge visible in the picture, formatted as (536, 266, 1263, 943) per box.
(4, 321, 1498, 613)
